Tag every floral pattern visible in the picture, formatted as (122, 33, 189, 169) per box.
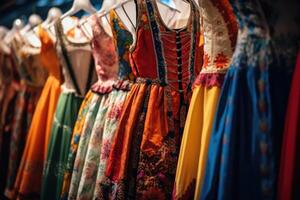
(196, 0, 237, 87)
(60, 10, 133, 200)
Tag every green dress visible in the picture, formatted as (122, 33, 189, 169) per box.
(41, 19, 95, 200)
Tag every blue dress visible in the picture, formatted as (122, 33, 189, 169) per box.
(200, 0, 300, 200)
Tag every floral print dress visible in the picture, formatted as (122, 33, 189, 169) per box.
(60, 12, 133, 200)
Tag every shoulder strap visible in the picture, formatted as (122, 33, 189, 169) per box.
(55, 20, 82, 96)
(144, 0, 167, 85)
(188, 0, 199, 84)
(85, 55, 94, 94)
(120, 4, 137, 30)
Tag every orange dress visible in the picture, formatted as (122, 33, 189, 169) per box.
(12, 27, 62, 200)
(103, 0, 202, 199)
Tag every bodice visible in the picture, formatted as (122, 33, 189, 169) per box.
(38, 27, 62, 81)
(11, 32, 48, 87)
(200, 0, 237, 74)
(55, 19, 96, 96)
(90, 16, 119, 93)
(89, 12, 134, 94)
(130, 0, 202, 92)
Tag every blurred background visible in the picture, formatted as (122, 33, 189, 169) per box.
(0, 0, 103, 27)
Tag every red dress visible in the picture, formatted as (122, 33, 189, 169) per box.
(101, 0, 202, 199)
(278, 51, 300, 200)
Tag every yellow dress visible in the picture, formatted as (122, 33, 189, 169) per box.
(13, 27, 62, 200)
(173, 0, 237, 199)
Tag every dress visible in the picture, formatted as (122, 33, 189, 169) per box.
(103, 0, 202, 199)
(41, 19, 96, 200)
(200, 0, 300, 200)
(173, 0, 237, 199)
(278, 51, 300, 200)
(0, 40, 20, 200)
(4, 31, 48, 199)
(13, 27, 63, 200)
(61, 11, 133, 200)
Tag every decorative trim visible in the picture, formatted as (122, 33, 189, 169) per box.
(145, 0, 167, 85)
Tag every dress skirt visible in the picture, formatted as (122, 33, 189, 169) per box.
(61, 88, 129, 200)
(103, 80, 188, 200)
(41, 92, 82, 200)
(174, 84, 221, 200)
(13, 76, 61, 200)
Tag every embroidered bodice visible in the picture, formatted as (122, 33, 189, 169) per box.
(55, 19, 95, 96)
(196, 0, 237, 87)
(130, 0, 202, 92)
(10, 32, 48, 87)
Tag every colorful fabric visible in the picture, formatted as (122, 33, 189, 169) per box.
(173, 0, 237, 199)
(103, 0, 202, 199)
(61, 11, 133, 200)
(41, 92, 83, 200)
(5, 82, 42, 199)
(200, 0, 300, 199)
(41, 19, 95, 200)
(4, 29, 47, 199)
(68, 90, 128, 200)
(12, 27, 62, 200)
(60, 91, 94, 200)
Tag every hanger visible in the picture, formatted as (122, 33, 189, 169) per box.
(19, 14, 42, 37)
(42, 7, 63, 28)
(3, 18, 25, 44)
(79, 0, 182, 28)
(60, 0, 97, 20)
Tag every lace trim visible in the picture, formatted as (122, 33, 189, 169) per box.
(193, 73, 226, 88)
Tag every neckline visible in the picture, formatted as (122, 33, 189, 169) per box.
(152, 0, 193, 33)
(57, 18, 91, 47)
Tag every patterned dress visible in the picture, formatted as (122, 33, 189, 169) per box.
(61, 12, 133, 200)
(102, 0, 202, 199)
(201, 0, 300, 199)
(13, 27, 63, 200)
(4, 31, 48, 199)
(41, 19, 96, 200)
(173, 0, 237, 199)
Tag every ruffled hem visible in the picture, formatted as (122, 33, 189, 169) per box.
(193, 73, 226, 88)
(91, 79, 132, 94)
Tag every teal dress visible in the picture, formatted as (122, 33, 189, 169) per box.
(41, 19, 95, 200)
